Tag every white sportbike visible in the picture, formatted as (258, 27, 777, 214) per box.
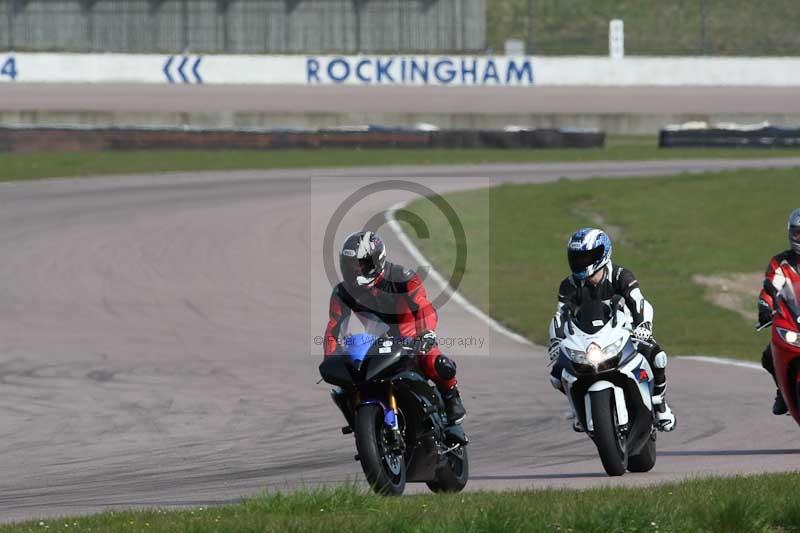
(555, 296, 657, 476)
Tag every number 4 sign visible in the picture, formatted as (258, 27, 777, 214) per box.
(1, 56, 18, 80)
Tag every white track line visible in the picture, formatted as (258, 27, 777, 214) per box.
(386, 196, 767, 373)
(681, 356, 762, 371)
(385, 200, 532, 346)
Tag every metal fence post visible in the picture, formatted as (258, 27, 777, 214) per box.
(526, 0, 533, 53)
(181, 0, 189, 51)
(218, 0, 230, 53)
(147, 0, 161, 53)
(398, 0, 404, 52)
(285, 0, 299, 53)
(700, 0, 710, 55)
(82, 0, 95, 52)
(353, 0, 364, 53)
(7, 0, 16, 50)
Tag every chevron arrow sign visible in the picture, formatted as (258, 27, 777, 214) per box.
(163, 55, 203, 84)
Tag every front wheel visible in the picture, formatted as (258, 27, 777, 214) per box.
(355, 404, 406, 495)
(426, 446, 469, 493)
(590, 389, 627, 476)
(628, 432, 657, 472)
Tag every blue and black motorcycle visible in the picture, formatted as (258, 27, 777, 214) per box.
(319, 318, 469, 495)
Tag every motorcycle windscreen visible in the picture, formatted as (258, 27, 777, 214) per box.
(574, 300, 613, 334)
(343, 333, 376, 363)
(340, 312, 390, 363)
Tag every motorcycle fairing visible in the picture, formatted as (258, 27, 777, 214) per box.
(618, 353, 654, 411)
(584, 380, 629, 432)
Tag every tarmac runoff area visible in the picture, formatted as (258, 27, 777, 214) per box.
(1, 159, 800, 522)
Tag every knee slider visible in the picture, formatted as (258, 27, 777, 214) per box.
(434, 355, 457, 381)
(653, 351, 668, 369)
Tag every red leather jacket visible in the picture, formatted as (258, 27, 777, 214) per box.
(324, 262, 437, 356)
(759, 250, 800, 311)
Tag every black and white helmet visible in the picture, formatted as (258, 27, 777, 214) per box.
(340, 231, 386, 288)
(789, 208, 800, 254)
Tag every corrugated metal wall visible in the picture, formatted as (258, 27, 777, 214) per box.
(0, 0, 486, 53)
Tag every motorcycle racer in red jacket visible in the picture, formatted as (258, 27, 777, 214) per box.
(757, 208, 800, 415)
(323, 230, 466, 424)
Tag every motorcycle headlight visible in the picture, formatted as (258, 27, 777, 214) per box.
(565, 342, 616, 366)
(777, 328, 800, 347)
(602, 338, 625, 358)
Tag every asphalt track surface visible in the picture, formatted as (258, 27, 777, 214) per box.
(2, 84, 800, 114)
(2, 158, 800, 523)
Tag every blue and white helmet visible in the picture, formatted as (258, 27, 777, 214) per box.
(567, 228, 612, 281)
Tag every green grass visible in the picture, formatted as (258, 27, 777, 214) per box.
(7, 473, 800, 532)
(405, 167, 800, 359)
(487, 0, 800, 56)
(1, 141, 799, 181)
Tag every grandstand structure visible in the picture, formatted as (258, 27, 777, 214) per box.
(0, 0, 485, 54)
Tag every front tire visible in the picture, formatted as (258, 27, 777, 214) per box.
(590, 389, 627, 476)
(628, 432, 657, 472)
(355, 404, 406, 495)
(426, 446, 469, 493)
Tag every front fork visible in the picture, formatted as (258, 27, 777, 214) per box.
(332, 386, 401, 434)
(376, 386, 404, 453)
(385, 386, 400, 430)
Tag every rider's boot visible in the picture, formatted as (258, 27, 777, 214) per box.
(652, 382, 676, 432)
(652, 352, 675, 432)
(442, 386, 466, 425)
(654, 399, 676, 431)
(773, 389, 789, 415)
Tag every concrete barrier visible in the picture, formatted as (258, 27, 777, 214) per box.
(4, 53, 800, 86)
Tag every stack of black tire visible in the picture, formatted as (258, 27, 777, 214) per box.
(660, 125, 800, 148)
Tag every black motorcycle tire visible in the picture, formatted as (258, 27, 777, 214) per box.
(355, 404, 406, 495)
(628, 431, 657, 472)
(426, 446, 469, 493)
(591, 388, 627, 476)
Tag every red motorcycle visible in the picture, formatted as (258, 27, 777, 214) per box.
(762, 277, 800, 425)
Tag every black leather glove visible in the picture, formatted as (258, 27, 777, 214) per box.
(758, 303, 774, 327)
(416, 330, 437, 354)
(633, 321, 653, 342)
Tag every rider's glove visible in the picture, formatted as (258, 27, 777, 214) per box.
(548, 339, 562, 362)
(758, 301, 774, 327)
(416, 330, 437, 354)
(633, 321, 653, 342)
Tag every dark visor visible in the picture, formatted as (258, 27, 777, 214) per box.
(568, 246, 604, 273)
(342, 256, 378, 279)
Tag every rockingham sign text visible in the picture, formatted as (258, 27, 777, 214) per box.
(306, 56, 534, 86)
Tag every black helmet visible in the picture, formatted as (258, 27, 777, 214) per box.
(340, 231, 386, 288)
(789, 208, 800, 254)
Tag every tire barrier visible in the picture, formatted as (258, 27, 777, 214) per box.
(0, 126, 604, 153)
(659, 125, 800, 148)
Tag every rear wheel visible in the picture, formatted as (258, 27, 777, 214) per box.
(590, 389, 627, 476)
(628, 431, 657, 472)
(355, 404, 406, 495)
(426, 446, 469, 493)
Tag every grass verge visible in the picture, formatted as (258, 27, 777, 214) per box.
(487, 0, 800, 56)
(405, 167, 800, 359)
(7, 472, 800, 532)
(1, 141, 799, 181)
